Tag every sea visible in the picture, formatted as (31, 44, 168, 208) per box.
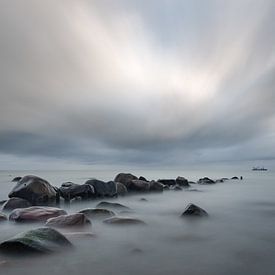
(0, 165, 274, 275)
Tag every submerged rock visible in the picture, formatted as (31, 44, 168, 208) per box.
(197, 177, 215, 185)
(176, 177, 190, 187)
(157, 179, 176, 186)
(103, 216, 146, 225)
(116, 182, 128, 196)
(1, 197, 31, 212)
(46, 213, 91, 228)
(128, 180, 150, 192)
(59, 182, 95, 201)
(9, 206, 67, 223)
(181, 203, 208, 217)
(8, 175, 58, 205)
(0, 227, 72, 254)
(85, 179, 117, 197)
(114, 173, 138, 188)
(0, 213, 7, 222)
(79, 208, 115, 219)
(96, 201, 131, 211)
(149, 180, 164, 192)
(231, 176, 239, 180)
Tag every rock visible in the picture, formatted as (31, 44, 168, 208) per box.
(0, 227, 72, 254)
(46, 213, 91, 228)
(172, 185, 182, 191)
(116, 182, 128, 196)
(11, 176, 22, 182)
(0, 200, 7, 205)
(149, 180, 164, 192)
(79, 208, 115, 219)
(197, 177, 215, 185)
(8, 175, 58, 205)
(96, 201, 130, 211)
(0, 213, 7, 222)
(128, 180, 150, 192)
(1, 197, 31, 212)
(59, 182, 95, 201)
(139, 176, 148, 182)
(9, 206, 67, 223)
(85, 179, 117, 197)
(157, 179, 176, 186)
(176, 177, 190, 187)
(188, 181, 196, 184)
(139, 198, 147, 202)
(231, 176, 239, 180)
(114, 173, 138, 188)
(181, 203, 208, 217)
(103, 216, 146, 225)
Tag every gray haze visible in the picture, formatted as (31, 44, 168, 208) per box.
(0, 0, 274, 169)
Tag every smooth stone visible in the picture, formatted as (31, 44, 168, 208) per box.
(197, 177, 215, 185)
(9, 175, 58, 205)
(9, 206, 67, 223)
(0, 213, 7, 222)
(59, 182, 95, 201)
(1, 197, 31, 212)
(231, 176, 239, 180)
(79, 208, 115, 219)
(85, 179, 117, 197)
(96, 201, 131, 211)
(114, 173, 138, 188)
(116, 182, 128, 196)
(181, 203, 208, 217)
(46, 213, 91, 228)
(176, 176, 190, 187)
(157, 179, 176, 186)
(103, 216, 146, 225)
(149, 180, 164, 192)
(0, 227, 72, 254)
(128, 180, 150, 192)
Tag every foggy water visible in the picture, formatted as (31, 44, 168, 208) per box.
(0, 168, 275, 275)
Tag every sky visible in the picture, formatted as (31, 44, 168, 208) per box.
(0, 0, 274, 169)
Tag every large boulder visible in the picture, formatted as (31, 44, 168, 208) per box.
(176, 177, 190, 187)
(149, 180, 164, 192)
(0, 227, 72, 254)
(85, 179, 117, 197)
(8, 175, 58, 205)
(103, 216, 146, 225)
(9, 206, 67, 223)
(197, 177, 215, 185)
(1, 197, 31, 212)
(181, 203, 208, 217)
(79, 208, 115, 219)
(127, 180, 150, 192)
(114, 173, 138, 188)
(157, 179, 176, 186)
(59, 182, 95, 201)
(96, 201, 130, 211)
(45, 213, 91, 228)
(116, 182, 128, 196)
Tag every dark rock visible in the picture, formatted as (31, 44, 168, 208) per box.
(8, 175, 58, 205)
(85, 179, 117, 197)
(0, 227, 72, 254)
(9, 206, 67, 223)
(79, 208, 115, 219)
(103, 216, 146, 225)
(128, 180, 150, 192)
(11, 177, 22, 182)
(59, 182, 95, 201)
(197, 177, 215, 185)
(139, 176, 148, 182)
(157, 179, 176, 186)
(181, 203, 208, 217)
(116, 182, 128, 196)
(1, 197, 31, 212)
(149, 180, 164, 192)
(0, 213, 7, 222)
(231, 176, 239, 180)
(114, 173, 138, 188)
(96, 201, 130, 211)
(0, 200, 7, 205)
(45, 213, 91, 228)
(176, 177, 190, 187)
(139, 198, 147, 202)
(188, 181, 196, 184)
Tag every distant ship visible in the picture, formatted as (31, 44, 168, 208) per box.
(252, 167, 268, 171)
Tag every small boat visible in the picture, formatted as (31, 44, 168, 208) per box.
(252, 167, 268, 171)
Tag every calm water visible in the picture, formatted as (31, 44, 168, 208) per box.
(0, 167, 274, 275)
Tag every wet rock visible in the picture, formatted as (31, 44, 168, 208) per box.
(85, 179, 117, 197)
(149, 180, 164, 192)
(231, 176, 239, 180)
(116, 182, 128, 196)
(181, 203, 208, 217)
(197, 177, 215, 185)
(46, 213, 91, 228)
(176, 177, 190, 187)
(103, 216, 146, 225)
(0, 227, 72, 254)
(59, 182, 95, 201)
(139, 176, 148, 182)
(79, 208, 115, 219)
(9, 206, 67, 223)
(188, 181, 196, 184)
(8, 175, 58, 205)
(96, 201, 131, 211)
(128, 180, 150, 192)
(0, 200, 7, 205)
(114, 173, 138, 188)
(1, 197, 31, 212)
(0, 213, 7, 222)
(157, 179, 176, 186)
(11, 176, 22, 182)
